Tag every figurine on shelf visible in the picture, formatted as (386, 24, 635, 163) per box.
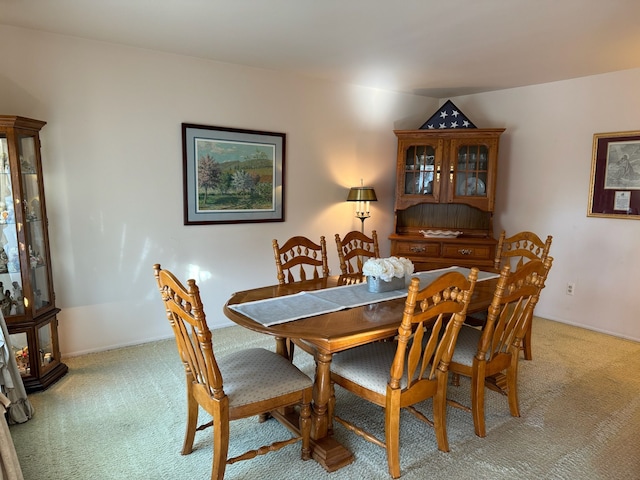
(20, 155, 35, 174)
(7, 247, 19, 273)
(0, 248, 8, 273)
(14, 346, 29, 375)
(12, 281, 22, 302)
(24, 204, 34, 222)
(11, 281, 23, 314)
(0, 202, 7, 224)
(1, 197, 14, 224)
(0, 289, 13, 316)
(29, 246, 37, 269)
(30, 198, 40, 221)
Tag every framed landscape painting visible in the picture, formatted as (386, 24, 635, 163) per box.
(182, 123, 285, 225)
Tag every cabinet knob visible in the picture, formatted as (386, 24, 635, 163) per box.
(410, 246, 426, 253)
(458, 249, 473, 255)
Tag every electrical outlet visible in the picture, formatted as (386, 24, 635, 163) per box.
(566, 282, 575, 296)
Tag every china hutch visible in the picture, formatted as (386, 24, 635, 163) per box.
(390, 128, 505, 271)
(0, 116, 67, 391)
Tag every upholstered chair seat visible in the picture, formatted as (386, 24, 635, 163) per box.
(450, 325, 485, 365)
(331, 342, 407, 395)
(219, 348, 313, 408)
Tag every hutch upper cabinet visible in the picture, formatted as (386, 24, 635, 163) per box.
(0, 116, 67, 391)
(390, 128, 505, 271)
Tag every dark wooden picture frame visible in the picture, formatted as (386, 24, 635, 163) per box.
(182, 123, 285, 225)
(588, 130, 640, 219)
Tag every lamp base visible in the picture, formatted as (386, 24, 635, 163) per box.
(356, 214, 369, 233)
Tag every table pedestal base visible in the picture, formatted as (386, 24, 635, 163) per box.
(271, 410, 354, 472)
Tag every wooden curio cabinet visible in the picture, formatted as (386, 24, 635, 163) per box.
(0, 116, 67, 391)
(390, 128, 505, 271)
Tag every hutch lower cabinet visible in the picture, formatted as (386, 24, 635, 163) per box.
(0, 116, 67, 391)
(390, 128, 505, 271)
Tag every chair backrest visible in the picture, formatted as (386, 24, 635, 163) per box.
(335, 230, 380, 275)
(480, 257, 553, 362)
(153, 264, 223, 398)
(337, 272, 366, 286)
(389, 268, 478, 389)
(494, 230, 552, 271)
(272, 236, 329, 285)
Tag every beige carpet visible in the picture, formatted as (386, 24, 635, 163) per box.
(9, 318, 640, 479)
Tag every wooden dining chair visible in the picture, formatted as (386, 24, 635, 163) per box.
(335, 230, 380, 275)
(153, 264, 313, 480)
(329, 268, 479, 479)
(493, 230, 553, 272)
(447, 256, 552, 438)
(272, 236, 329, 285)
(492, 230, 552, 360)
(336, 272, 366, 286)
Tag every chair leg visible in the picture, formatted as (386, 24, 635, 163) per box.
(211, 415, 229, 480)
(522, 323, 533, 360)
(471, 370, 487, 438)
(299, 398, 312, 461)
(182, 380, 198, 455)
(385, 394, 402, 479)
(286, 338, 296, 361)
(506, 358, 521, 418)
(432, 378, 450, 453)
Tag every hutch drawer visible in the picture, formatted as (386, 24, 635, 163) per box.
(391, 240, 440, 257)
(441, 242, 493, 260)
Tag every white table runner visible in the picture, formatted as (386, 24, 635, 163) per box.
(229, 266, 499, 327)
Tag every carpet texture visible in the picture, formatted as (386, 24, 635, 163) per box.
(9, 318, 640, 479)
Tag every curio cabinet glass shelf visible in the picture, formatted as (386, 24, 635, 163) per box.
(0, 116, 67, 391)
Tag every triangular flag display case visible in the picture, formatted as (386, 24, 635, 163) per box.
(420, 100, 476, 130)
(390, 104, 504, 272)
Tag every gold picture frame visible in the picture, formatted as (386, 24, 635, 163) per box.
(588, 130, 640, 219)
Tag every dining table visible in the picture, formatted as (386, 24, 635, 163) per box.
(223, 267, 499, 472)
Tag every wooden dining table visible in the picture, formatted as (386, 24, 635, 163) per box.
(223, 271, 498, 472)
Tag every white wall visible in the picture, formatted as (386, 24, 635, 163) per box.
(451, 72, 640, 341)
(2, 25, 639, 356)
(0, 25, 435, 355)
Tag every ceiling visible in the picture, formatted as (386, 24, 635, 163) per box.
(2, 0, 640, 98)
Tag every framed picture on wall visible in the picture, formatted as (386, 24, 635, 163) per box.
(588, 130, 640, 219)
(182, 123, 285, 225)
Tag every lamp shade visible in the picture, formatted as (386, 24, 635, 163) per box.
(346, 186, 377, 202)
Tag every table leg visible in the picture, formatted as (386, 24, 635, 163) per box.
(309, 350, 353, 471)
(271, 348, 353, 471)
(311, 351, 331, 439)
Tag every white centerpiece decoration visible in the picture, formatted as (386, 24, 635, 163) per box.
(362, 256, 415, 293)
